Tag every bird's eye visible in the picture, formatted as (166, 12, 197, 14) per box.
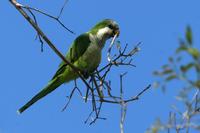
(108, 24, 113, 29)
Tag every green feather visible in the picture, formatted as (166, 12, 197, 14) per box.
(89, 19, 114, 34)
(18, 76, 65, 114)
(18, 33, 91, 114)
(52, 33, 91, 79)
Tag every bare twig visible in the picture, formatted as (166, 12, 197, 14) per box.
(9, 0, 92, 93)
(26, 8, 44, 52)
(58, 0, 69, 19)
(22, 6, 75, 34)
(62, 80, 82, 111)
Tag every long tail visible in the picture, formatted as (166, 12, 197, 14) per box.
(17, 77, 64, 114)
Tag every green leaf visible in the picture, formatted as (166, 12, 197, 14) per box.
(162, 69, 174, 75)
(165, 74, 177, 81)
(162, 64, 170, 69)
(187, 48, 200, 59)
(185, 26, 193, 45)
(180, 63, 194, 72)
(151, 127, 159, 133)
(176, 44, 188, 53)
(195, 80, 200, 88)
(154, 68, 174, 77)
(195, 63, 200, 72)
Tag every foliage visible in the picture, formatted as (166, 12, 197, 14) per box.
(147, 27, 200, 133)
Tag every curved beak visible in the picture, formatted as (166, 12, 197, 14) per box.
(110, 29, 120, 45)
(112, 28, 120, 38)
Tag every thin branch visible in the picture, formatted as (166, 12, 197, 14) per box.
(58, 0, 69, 19)
(120, 103, 127, 133)
(9, 0, 92, 92)
(22, 6, 75, 34)
(26, 8, 44, 52)
(119, 72, 127, 133)
(62, 80, 82, 111)
(124, 84, 151, 103)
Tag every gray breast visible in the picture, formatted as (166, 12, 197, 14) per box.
(82, 42, 102, 71)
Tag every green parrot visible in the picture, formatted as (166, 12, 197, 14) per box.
(17, 19, 120, 114)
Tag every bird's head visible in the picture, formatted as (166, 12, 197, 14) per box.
(90, 19, 120, 40)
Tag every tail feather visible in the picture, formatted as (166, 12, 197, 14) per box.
(18, 77, 64, 114)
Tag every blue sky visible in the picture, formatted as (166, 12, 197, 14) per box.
(1, 0, 200, 133)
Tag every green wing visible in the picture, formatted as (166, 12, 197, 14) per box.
(52, 33, 91, 79)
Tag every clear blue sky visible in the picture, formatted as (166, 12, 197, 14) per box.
(1, 0, 200, 133)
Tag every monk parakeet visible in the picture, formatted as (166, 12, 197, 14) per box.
(18, 19, 120, 114)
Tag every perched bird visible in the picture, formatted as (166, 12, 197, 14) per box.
(18, 19, 120, 114)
